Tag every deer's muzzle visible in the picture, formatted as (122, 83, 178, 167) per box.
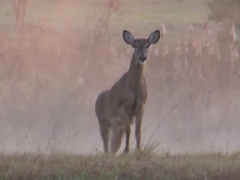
(139, 55, 147, 62)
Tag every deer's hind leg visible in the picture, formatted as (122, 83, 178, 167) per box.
(110, 117, 124, 154)
(111, 126, 124, 154)
(99, 123, 110, 153)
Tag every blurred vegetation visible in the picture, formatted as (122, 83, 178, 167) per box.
(208, 0, 240, 28)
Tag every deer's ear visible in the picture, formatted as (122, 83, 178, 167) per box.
(123, 30, 135, 45)
(148, 30, 160, 45)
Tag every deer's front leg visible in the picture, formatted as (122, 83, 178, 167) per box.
(135, 106, 144, 151)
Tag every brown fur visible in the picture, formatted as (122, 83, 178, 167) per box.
(95, 30, 160, 154)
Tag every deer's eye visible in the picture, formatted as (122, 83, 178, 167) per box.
(133, 44, 138, 49)
(146, 44, 150, 48)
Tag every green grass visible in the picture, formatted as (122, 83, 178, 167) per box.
(0, 152, 240, 179)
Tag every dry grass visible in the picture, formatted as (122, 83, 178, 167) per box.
(0, 151, 240, 179)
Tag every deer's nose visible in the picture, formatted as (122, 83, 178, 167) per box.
(139, 55, 147, 61)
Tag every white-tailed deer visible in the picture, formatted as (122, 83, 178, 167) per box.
(95, 30, 160, 154)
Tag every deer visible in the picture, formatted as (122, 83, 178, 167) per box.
(95, 30, 160, 154)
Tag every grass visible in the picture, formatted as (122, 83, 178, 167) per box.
(0, 151, 240, 179)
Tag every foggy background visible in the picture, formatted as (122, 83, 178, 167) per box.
(0, 0, 239, 154)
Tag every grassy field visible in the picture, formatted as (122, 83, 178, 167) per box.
(1, 151, 240, 179)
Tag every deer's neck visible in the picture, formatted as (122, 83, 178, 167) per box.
(127, 55, 144, 88)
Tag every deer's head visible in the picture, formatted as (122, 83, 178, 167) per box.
(123, 30, 160, 65)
